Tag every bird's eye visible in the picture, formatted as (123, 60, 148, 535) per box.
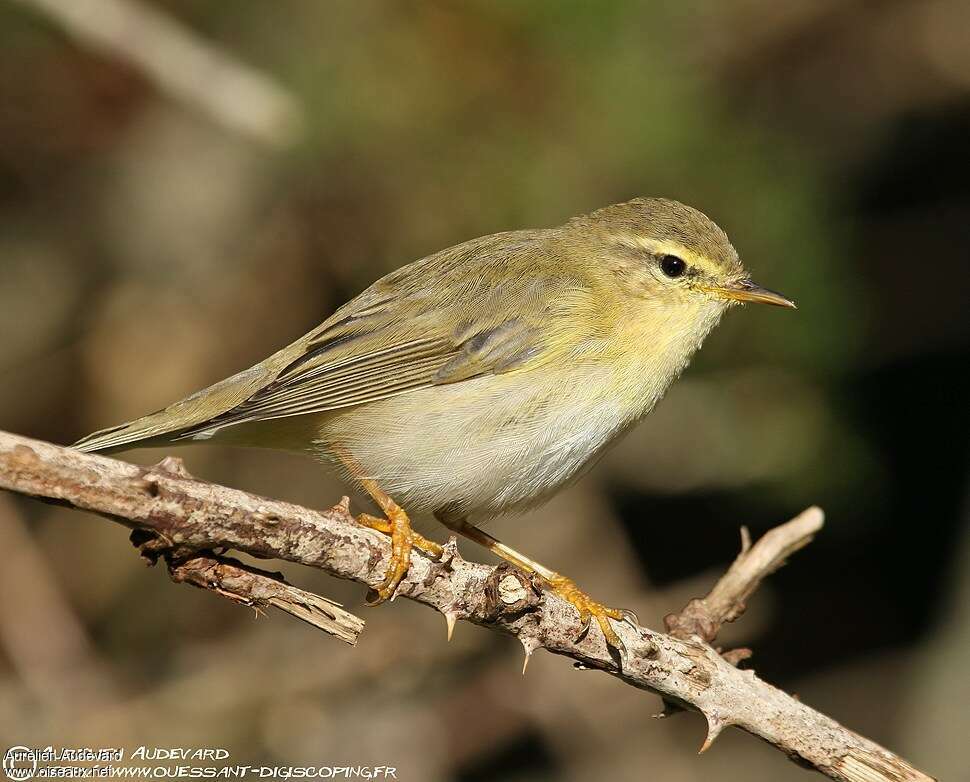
(660, 255, 686, 278)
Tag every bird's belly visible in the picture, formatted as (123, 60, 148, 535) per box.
(312, 370, 637, 521)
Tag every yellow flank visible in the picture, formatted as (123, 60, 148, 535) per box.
(73, 196, 794, 524)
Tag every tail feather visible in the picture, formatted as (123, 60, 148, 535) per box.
(73, 408, 192, 454)
(73, 363, 280, 454)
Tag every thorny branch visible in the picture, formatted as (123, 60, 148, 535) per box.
(664, 515, 822, 648)
(0, 430, 935, 782)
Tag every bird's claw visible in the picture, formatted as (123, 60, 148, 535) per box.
(357, 511, 442, 606)
(364, 552, 409, 605)
(544, 573, 635, 665)
(575, 613, 593, 642)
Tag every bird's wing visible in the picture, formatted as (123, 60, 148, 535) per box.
(174, 230, 588, 438)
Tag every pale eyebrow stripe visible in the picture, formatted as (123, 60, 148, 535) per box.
(612, 234, 699, 263)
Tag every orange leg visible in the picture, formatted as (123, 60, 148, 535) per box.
(436, 514, 637, 654)
(357, 477, 441, 604)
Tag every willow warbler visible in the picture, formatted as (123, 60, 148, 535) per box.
(75, 197, 794, 652)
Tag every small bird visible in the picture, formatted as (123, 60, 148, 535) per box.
(74, 197, 794, 651)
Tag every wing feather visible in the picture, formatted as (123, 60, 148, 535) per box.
(172, 229, 589, 440)
(182, 339, 459, 434)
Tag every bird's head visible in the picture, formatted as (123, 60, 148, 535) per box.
(572, 197, 795, 313)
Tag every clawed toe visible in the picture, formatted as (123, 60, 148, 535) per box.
(575, 613, 593, 642)
(544, 573, 636, 662)
(364, 544, 411, 604)
(620, 608, 640, 627)
(357, 505, 441, 605)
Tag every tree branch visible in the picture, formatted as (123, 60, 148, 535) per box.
(0, 430, 934, 782)
(166, 552, 364, 646)
(664, 515, 821, 646)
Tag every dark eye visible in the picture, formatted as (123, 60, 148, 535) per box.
(660, 255, 686, 278)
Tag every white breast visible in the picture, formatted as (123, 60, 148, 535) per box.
(314, 361, 648, 522)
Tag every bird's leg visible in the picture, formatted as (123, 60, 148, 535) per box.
(329, 443, 440, 603)
(436, 515, 636, 653)
(356, 477, 441, 604)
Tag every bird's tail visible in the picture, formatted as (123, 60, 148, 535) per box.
(73, 376, 251, 455)
(72, 360, 290, 454)
(72, 406, 193, 454)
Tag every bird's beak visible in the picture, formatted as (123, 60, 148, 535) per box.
(707, 278, 796, 309)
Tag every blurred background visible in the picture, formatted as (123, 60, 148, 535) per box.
(1, 1, 968, 779)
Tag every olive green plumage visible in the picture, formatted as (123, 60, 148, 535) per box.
(75, 197, 792, 523)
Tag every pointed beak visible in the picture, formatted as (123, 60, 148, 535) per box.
(708, 278, 796, 309)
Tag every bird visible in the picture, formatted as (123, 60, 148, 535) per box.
(74, 197, 795, 653)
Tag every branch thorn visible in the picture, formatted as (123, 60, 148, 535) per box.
(739, 525, 752, 554)
(520, 636, 538, 675)
(444, 610, 458, 642)
(699, 713, 724, 753)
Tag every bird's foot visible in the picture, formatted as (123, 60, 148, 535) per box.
(357, 509, 442, 604)
(544, 573, 638, 660)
